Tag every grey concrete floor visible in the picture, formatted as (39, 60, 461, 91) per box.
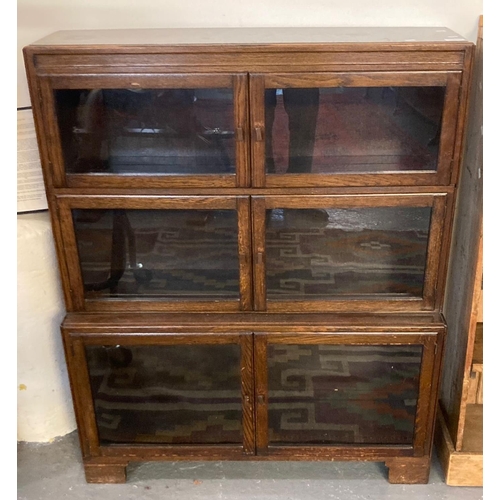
(18, 431, 483, 500)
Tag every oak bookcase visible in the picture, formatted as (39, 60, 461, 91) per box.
(24, 27, 473, 484)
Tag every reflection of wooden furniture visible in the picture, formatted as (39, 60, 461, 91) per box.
(23, 27, 474, 485)
(435, 16, 483, 487)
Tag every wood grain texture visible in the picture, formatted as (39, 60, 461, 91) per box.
(62, 336, 101, 457)
(240, 334, 255, 454)
(440, 18, 483, 451)
(22, 26, 474, 482)
(264, 71, 455, 88)
(234, 74, 251, 187)
(62, 312, 446, 332)
(84, 463, 127, 484)
(461, 404, 483, 453)
(254, 335, 268, 453)
(435, 405, 483, 486)
(251, 197, 267, 310)
(385, 456, 431, 484)
(237, 197, 253, 311)
(53, 185, 456, 197)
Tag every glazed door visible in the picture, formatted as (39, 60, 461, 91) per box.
(252, 194, 448, 312)
(40, 74, 249, 188)
(56, 195, 252, 312)
(250, 72, 461, 187)
(254, 332, 441, 458)
(65, 332, 255, 458)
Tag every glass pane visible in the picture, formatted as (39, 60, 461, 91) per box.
(267, 344, 422, 445)
(265, 87, 445, 175)
(86, 344, 242, 445)
(55, 88, 235, 175)
(73, 209, 239, 300)
(266, 206, 432, 300)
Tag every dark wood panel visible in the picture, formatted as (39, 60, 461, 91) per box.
(67, 175, 237, 189)
(22, 26, 471, 483)
(53, 185, 456, 197)
(32, 51, 466, 75)
(57, 194, 238, 210)
(237, 197, 253, 311)
(62, 312, 446, 333)
(47, 73, 234, 89)
(440, 26, 482, 451)
(264, 71, 454, 88)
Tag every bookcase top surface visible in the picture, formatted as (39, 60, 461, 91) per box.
(29, 27, 468, 48)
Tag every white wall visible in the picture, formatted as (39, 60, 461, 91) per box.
(17, 212, 75, 442)
(16, 0, 482, 442)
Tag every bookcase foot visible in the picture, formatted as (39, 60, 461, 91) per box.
(84, 462, 128, 484)
(385, 457, 431, 484)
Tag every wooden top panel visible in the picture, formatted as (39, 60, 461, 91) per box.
(29, 27, 468, 49)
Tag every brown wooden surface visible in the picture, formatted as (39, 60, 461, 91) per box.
(472, 322, 483, 364)
(84, 463, 127, 484)
(461, 404, 483, 453)
(435, 405, 483, 486)
(62, 311, 446, 332)
(31, 51, 467, 75)
(63, 324, 443, 472)
(385, 456, 431, 484)
(240, 334, 255, 454)
(440, 17, 483, 451)
(251, 197, 267, 311)
(23, 26, 475, 483)
(254, 335, 268, 453)
(237, 197, 253, 310)
(467, 323, 483, 405)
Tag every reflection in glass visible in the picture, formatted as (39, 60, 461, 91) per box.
(73, 209, 239, 300)
(86, 344, 243, 445)
(265, 87, 445, 175)
(55, 88, 235, 175)
(266, 206, 432, 300)
(267, 344, 422, 445)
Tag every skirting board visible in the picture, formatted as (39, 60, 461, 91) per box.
(435, 406, 483, 486)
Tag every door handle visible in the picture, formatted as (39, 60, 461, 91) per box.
(254, 126, 264, 142)
(256, 251, 264, 265)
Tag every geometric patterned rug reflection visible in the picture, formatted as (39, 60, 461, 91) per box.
(76, 210, 430, 299)
(268, 344, 423, 445)
(266, 211, 430, 298)
(86, 344, 243, 445)
(86, 343, 422, 446)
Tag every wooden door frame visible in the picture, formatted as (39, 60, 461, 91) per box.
(252, 193, 448, 313)
(61, 328, 256, 460)
(249, 71, 462, 188)
(56, 194, 252, 312)
(38, 73, 250, 189)
(254, 331, 443, 459)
